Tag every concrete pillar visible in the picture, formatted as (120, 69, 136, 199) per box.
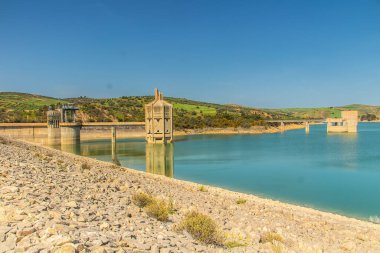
(47, 127, 61, 146)
(280, 122, 285, 132)
(111, 127, 121, 165)
(60, 124, 81, 145)
(305, 122, 310, 134)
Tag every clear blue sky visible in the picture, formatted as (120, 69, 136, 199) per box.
(1, 0, 379, 108)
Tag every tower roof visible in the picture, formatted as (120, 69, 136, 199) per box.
(146, 88, 172, 107)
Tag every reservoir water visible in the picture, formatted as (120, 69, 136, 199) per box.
(51, 123, 380, 220)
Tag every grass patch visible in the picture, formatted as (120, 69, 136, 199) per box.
(43, 156, 52, 162)
(223, 232, 250, 248)
(259, 232, 285, 244)
(236, 198, 247, 205)
(132, 192, 175, 221)
(198, 185, 208, 192)
(168, 197, 176, 214)
(176, 211, 223, 245)
(271, 242, 284, 253)
(224, 241, 247, 248)
(145, 199, 173, 221)
(173, 103, 216, 115)
(0, 137, 7, 144)
(33, 152, 43, 158)
(81, 163, 91, 170)
(132, 192, 154, 208)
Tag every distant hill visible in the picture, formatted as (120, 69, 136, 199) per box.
(263, 104, 380, 120)
(2, 92, 378, 126)
(0, 92, 275, 129)
(0, 92, 67, 123)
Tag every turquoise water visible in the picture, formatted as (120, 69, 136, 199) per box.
(57, 123, 380, 220)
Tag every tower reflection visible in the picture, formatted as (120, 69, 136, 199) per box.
(145, 143, 174, 177)
(60, 143, 81, 155)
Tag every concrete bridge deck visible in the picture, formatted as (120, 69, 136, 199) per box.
(0, 120, 324, 129)
(0, 122, 145, 128)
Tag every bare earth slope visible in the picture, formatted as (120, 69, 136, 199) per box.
(1, 137, 380, 252)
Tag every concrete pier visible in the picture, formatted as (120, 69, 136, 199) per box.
(47, 109, 61, 145)
(47, 128, 61, 145)
(327, 111, 358, 133)
(60, 123, 81, 145)
(305, 122, 310, 134)
(111, 127, 121, 166)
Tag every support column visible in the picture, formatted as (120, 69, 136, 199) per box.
(111, 127, 120, 166)
(305, 122, 310, 134)
(47, 127, 61, 145)
(60, 123, 81, 145)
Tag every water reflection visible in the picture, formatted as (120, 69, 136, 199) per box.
(146, 143, 174, 177)
(112, 138, 121, 166)
(61, 143, 81, 154)
(326, 133, 358, 170)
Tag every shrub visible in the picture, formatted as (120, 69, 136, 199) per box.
(198, 185, 208, 192)
(176, 211, 223, 245)
(81, 163, 91, 170)
(33, 152, 42, 158)
(259, 232, 284, 244)
(132, 192, 154, 208)
(145, 199, 171, 221)
(168, 197, 176, 214)
(0, 137, 7, 145)
(271, 242, 284, 253)
(224, 241, 247, 248)
(236, 198, 247, 205)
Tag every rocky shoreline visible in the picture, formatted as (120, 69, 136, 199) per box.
(175, 124, 306, 136)
(1, 136, 380, 252)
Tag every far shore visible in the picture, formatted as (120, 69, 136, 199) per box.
(174, 124, 306, 136)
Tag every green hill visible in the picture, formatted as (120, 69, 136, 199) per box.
(0, 92, 66, 123)
(263, 104, 380, 120)
(2, 92, 378, 127)
(0, 92, 274, 129)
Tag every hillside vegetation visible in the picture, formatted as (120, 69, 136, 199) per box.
(264, 104, 380, 121)
(0, 92, 274, 129)
(0, 92, 66, 123)
(2, 93, 378, 127)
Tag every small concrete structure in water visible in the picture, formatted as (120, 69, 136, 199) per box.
(47, 104, 81, 144)
(47, 107, 61, 145)
(145, 88, 173, 143)
(327, 111, 358, 133)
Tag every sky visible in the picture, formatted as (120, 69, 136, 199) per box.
(0, 0, 380, 108)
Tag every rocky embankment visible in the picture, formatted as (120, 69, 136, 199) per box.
(1, 137, 380, 253)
